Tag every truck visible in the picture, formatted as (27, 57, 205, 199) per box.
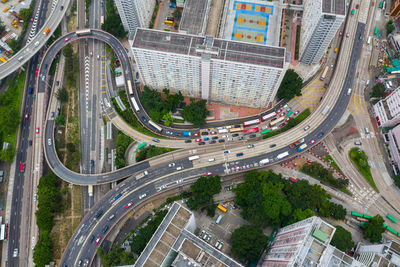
(290, 138, 304, 148)
(259, 158, 270, 165)
(297, 143, 308, 152)
(322, 105, 330, 115)
(183, 131, 191, 137)
(276, 151, 289, 160)
(43, 27, 50, 35)
(88, 185, 93, 197)
(136, 170, 149, 180)
(188, 155, 200, 161)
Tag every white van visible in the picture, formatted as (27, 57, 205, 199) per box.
(365, 80, 370, 86)
(176, 166, 183, 171)
(365, 128, 370, 135)
(347, 88, 352, 95)
(208, 158, 215, 162)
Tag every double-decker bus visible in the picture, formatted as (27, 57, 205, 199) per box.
(137, 142, 147, 149)
(320, 66, 329, 81)
(148, 120, 163, 132)
(127, 80, 134, 95)
(261, 112, 277, 121)
(260, 129, 270, 135)
(387, 214, 397, 223)
(243, 127, 259, 134)
(379, 1, 383, 8)
(130, 97, 140, 112)
(243, 119, 260, 127)
(269, 116, 285, 127)
(229, 126, 244, 133)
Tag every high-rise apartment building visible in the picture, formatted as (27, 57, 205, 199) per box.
(130, 28, 287, 108)
(261, 216, 365, 267)
(356, 240, 400, 266)
(373, 86, 400, 127)
(391, 0, 400, 17)
(114, 0, 155, 35)
(300, 0, 345, 65)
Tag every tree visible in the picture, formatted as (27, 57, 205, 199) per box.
(0, 18, 5, 34)
(276, 69, 303, 100)
(289, 208, 315, 224)
(172, 9, 182, 21)
(18, 8, 32, 21)
(8, 39, 19, 52)
(33, 231, 53, 267)
(370, 83, 385, 98)
(186, 176, 221, 215)
(162, 113, 173, 126)
(182, 99, 209, 126)
(386, 20, 395, 35)
(329, 202, 347, 220)
(231, 225, 268, 263)
(55, 87, 68, 102)
(393, 175, 400, 189)
(331, 226, 354, 252)
(55, 115, 65, 125)
(363, 215, 386, 243)
(98, 246, 135, 267)
(102, 0, 127, 38)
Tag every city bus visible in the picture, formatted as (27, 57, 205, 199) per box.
(387, 214, 397, 223)
(148, 120, 163, 132)
(217, 204, 227, 213)
(260, 129, 270, 135)
(269, 116, 285, 127)
(188, 155, 200, 161)
(351, 211, 363, 217)
(379, 1, 383, 8)
(387, 226, 397, 235)
(130, 97, 140, 112)
(0, 57, 6, 63)
(351, 8, 355, 15)
(229, 126, 244, 133)
(261, 112, 277, 121)
(76, 29, 91, 35)
(137, 142, 147, 149)
(243, 119, 260, 127)
(374, 27, 378, 35)
(127, 80, 134, 95)
(320, 66, 329, 81)
(243, 127, 259, 134)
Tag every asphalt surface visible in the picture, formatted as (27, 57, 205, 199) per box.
(59, 21, 366, 265)
(6, 0, 50, 263)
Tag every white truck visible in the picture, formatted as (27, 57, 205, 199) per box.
(276, 151, 289, 160)
(259, 158, 270, 165)
(136, 170, 148, 180)
(188, 155, 200, 161)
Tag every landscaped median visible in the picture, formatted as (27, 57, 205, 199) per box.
(348, 147, 378, 192)
(263, 109, 311, 139)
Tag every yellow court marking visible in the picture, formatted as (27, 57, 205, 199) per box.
(348, 94, 365, 115)
(295, 78, 326, 111)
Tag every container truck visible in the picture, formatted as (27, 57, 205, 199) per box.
(276, 151, 289, 160)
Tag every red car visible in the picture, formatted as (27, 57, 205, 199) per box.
(30, 17, 34, 22)
(194, 139, 202, 142)
(339, 31, 343, 37)
(125, 201, 133, 208)
(279, 123, 286, 128)
(346, 33, 349, 38)
(25, 113, 29, 119)
(294, 110, 300, 116)
(280, 112, 286, 117)
(210, 131, 217, 135)
(89, 51, 93, 57)
(35, 68, 39, 77)
(64, 37, 70, 42)
(205, 172, 213, 176)
(35, 127, 39, 134)
(94, 237, 101, 245)
(285, 117, 291, 122)
(309, 139, 316, 145)
(193, 133, 200, 137)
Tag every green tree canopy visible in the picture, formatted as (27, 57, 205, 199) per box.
(56, 87, 68, 102)
(187, 176, 221, 216)
(55, 115, 65, 125)
(102, 0, 127, 38)
(18, 8, 32, 21)
(370, 83, 385, 98)
(98, 246, 135, 267)
(33, 231, 53, 267)
(387, 20, 395, 35)
(182, 99, 209, 126)
(330, 226, 354, 252)
(276, 69, 303, 100)
(363, 215, 386, 243)
(231, 225, 268, 263)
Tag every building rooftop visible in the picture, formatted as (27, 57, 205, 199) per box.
(322, 0, 346, 15)
(132, 28, 285, 69)
(179, 0, 210, 35)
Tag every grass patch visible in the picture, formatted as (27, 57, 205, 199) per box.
(323, 155, 342, 174)
(136, 145, 175, 162)
(149, 0, 159, 29)
(349, 148, 378, 192)
(115, 130, 134, 169)
(294, 25, 300, 60)
(111, 90, 167, 139)
(263, 109, 310, 139)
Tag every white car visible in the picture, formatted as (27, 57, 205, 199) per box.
(139, 193, 147, 200)
(13, 248, 18, 257)
(168, 163, 175, 167)
(48, 139, 52, 146)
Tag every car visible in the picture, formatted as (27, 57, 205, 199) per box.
(29, 140, 32, 146)
(168, 163, 175, 167)
(77, 260, 82, 267)
(354, 141, 362, 145)
(198, 142, 205, 145)
(317, 132, 324, 138)
(13, 248, 18, 257)
(209, 140, 216, 144)
(97, 55, 100, 60)
(218, 139, 225, 143)
(232, 133, 239, 137)
(205, 172, 213, 176)
(35, 68, 39, 77)
(51, 112, 55, 118)
(25, 113, 29, 119)
(201, 132, 209, 135)
(194, 133, 200, 137)
(356, 4, 359, 9)
(280, 112, 286, 117)
(227, 138, 234, 142)
(48, 139, 52, 146)
(194, 139, 202, 142)
(339, 31, 343, 37)
(294, 110, 300, 116)
(89, 51, 93, 57)
(221, 135, 227, 139)
(100, 1, 103, 6)
(184, 140, 192, 143)
(36, 128, 39, 134)
(176, 179, 183, 183)
(309, 139, 316, 144)
(33, 193, 38, 201)
(223, 150, 230, 154)
(89, 235, 95, 243)
(64, 37, 70, 42)
(269, 144, 276, 148)
(94, 237, 101, 245)
(346, 33, 349, 38)
(247, 144, 254, 148)
(204, 137, 209, 141)
(238, 136, 245, 140)
(176, 133, 182, 137)
(139, 193, 147, 200)
(125, 201, 133, 208)
(279, 123, 286, 128)
(285, 117, 291, 122)
(152, 138, 160, 143)
(210, 131, 217, 135)
(30, 17, 34, 22)
(304, 125, 310, 131)
(249, 134, 257, 138)
(212, 136, 218, 140)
